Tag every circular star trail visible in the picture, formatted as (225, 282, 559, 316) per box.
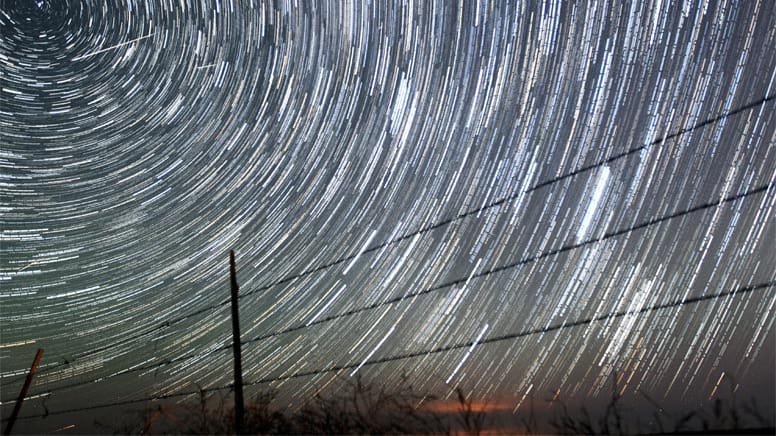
(1, 0, 775, 431)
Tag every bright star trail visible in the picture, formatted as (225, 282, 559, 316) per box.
(1, 0, 775, 433)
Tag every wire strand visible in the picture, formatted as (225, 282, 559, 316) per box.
(2, 93, 772, 394)
(4, 280, 772, 422)
(2, 182, 771, 404)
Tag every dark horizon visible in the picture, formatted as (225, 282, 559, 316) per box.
(4, 370, 775, 434)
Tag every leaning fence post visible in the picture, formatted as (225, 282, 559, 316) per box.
(3, 348, 44, 436)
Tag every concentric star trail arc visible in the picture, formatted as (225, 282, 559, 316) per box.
(1, 0, 774, 432)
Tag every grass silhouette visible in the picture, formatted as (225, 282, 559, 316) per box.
(92, 374, 774, 435)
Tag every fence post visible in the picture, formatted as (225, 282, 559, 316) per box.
(229, 250, 245, 434)
(3, 348, 44, 436)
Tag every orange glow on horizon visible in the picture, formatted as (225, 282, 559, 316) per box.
(419, 399, 515, 414)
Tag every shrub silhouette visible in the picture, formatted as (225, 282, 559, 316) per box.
(97, 376, 772, 435)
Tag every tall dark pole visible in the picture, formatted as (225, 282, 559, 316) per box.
(229, 250, 245, 435)
(4, 348, 44, 436)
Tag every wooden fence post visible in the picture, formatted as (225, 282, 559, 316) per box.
(229, 251, 245, 434)
(3, 348, 44, 436)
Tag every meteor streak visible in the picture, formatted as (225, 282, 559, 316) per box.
(72, 33, 155, 61)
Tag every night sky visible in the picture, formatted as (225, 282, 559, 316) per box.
(1, 0, 775, 433)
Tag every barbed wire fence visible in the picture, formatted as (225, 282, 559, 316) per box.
(1, 93, 774, 425)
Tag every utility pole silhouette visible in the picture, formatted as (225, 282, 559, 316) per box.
(229, 250, 245, 434)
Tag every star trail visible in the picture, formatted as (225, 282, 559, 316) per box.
(1, 0, 775, 433)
